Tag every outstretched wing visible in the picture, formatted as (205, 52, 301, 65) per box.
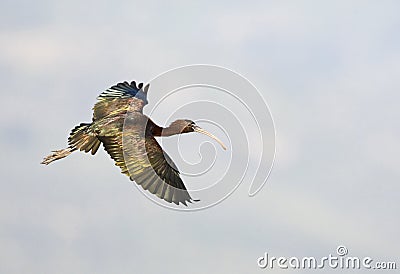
(93, 81, 149, 120)
(98, 118, 197, 206)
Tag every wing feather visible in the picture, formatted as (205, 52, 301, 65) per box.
(93, 81, 149, 120)
(98, 117, 196, 205)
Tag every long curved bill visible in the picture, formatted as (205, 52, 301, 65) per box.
(193, 126, 227, 150)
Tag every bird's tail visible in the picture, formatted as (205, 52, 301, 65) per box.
(68, 123, 101, 154)
(41, 123, 101, 165)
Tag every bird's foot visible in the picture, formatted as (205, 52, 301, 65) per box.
(41, 148, 72, 165)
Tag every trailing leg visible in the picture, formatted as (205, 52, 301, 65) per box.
(41, 148, 73, 165)
(41, 122, 101, 165)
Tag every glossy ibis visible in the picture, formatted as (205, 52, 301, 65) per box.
(41, 81, 226, 205)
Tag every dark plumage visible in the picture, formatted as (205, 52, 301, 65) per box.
(41, 81, 226, 205)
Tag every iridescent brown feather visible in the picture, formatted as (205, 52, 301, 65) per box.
(95, 112, 196, 205)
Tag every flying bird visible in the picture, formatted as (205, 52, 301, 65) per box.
(41, 81, 226, 205)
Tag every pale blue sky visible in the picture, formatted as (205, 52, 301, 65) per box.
(1, 1, 399, 273)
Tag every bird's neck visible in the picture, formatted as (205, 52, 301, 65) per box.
(151, 124, 177, 137)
